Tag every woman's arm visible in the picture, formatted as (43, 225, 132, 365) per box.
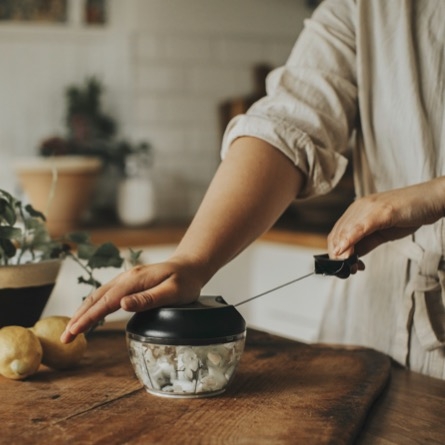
(61, 137, 304, 343)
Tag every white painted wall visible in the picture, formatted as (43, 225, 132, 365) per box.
(0, 0, 312, 220)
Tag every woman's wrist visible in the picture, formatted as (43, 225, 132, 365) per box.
(431, 176, 445, 218)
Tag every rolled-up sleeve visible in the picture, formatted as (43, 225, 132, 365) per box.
(221, 0, 358, 199)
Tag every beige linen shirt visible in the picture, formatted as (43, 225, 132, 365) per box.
(221, 0, 445, 378)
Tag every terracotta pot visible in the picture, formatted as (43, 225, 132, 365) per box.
(14, 156, 102, 237)
(0, 259, 63, 328)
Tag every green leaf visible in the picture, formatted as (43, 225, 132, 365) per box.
(0, 189, 15, 205)
(39, 241, 70, 260)
(25, 216, 48, 233)
(0, 198, 17, 226)
(77, 243, 96, 260)
(87, 242, 124, 269)
(129, 248, 143, 266)
(66, 231, 91, 244)
(0, 238, 17, 259)
(0, 226, 22, 240)
(22, 220, 51, 254)
(24, 204, 46, 221)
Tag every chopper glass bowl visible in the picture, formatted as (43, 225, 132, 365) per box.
(126, 296, 246, 398)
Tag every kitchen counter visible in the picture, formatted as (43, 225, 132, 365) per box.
(86, 224, 328, 250)
(2, 324, 444, 444)
(63, 225, 445, 443)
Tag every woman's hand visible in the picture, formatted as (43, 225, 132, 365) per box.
(60, 258, 206, 343)
(327, 177, 445, 259)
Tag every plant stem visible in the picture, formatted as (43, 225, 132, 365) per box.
(66, 251, 101, 291)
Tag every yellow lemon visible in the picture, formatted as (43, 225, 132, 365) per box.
(31, 316, 87, 370)
(0, 326, 42, 380)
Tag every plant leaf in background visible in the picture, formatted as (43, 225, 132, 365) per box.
(66, 231, 91, 245)
(39, 241, 70, 261)
(129, 248, 143, 266)
(18, 216, 53, 263)
(24, 204, 47, 221)
(0, 226, 22, 240)
(27, 221, 51, 245)
(0, 189, 15, 205)
(0, 198, 17, 226)
(76, 242, 96, 261)
(0, 238, 17, 262)
(0, 226, 22, 263)
(87, 242, 124, 269)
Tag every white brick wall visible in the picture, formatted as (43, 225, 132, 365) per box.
(0, 0, 312, 221)
(128, 0, 312, 220)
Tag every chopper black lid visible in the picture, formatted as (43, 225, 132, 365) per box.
(126, 296, 246, 345)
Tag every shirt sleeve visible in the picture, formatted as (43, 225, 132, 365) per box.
(221, 0, 358, 199)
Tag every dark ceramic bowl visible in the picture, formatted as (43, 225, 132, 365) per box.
(126, 296, 246, 398)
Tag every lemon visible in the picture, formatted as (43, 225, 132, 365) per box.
(0, 326, 43, 380)
(31, 316, 87, 370)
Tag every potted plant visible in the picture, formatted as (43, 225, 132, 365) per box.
(0, 188, 140, 329)
(33, 76, 153, 226)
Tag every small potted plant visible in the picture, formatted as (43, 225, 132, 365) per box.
(0, 188, 140, 329)
(31, 76, 153, 227)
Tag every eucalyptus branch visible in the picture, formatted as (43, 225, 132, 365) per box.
(66, 251, 102, 290)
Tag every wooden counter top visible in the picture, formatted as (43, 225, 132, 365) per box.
(2, 325, 444, 444)
(86, 224, 187, 247)
(61, 226, 445, 445)
(358, 364, 445, 444)
(86, 224, 328, 250)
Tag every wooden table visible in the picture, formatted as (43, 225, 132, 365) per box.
(358, 364, 445, 445)
(2, 325, 444, 445)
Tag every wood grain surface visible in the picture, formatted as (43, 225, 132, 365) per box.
(1, 328, 391, 445)
(356, 364, 445, 445)
(85, 225, 328, 250)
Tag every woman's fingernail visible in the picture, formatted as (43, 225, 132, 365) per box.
(69, 322, 79, 333)
(60, 329, 70, 343)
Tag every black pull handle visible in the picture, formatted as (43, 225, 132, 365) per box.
(313, 253, 358, 279)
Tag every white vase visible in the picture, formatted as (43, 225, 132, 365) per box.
(117, 176, 156, 227)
